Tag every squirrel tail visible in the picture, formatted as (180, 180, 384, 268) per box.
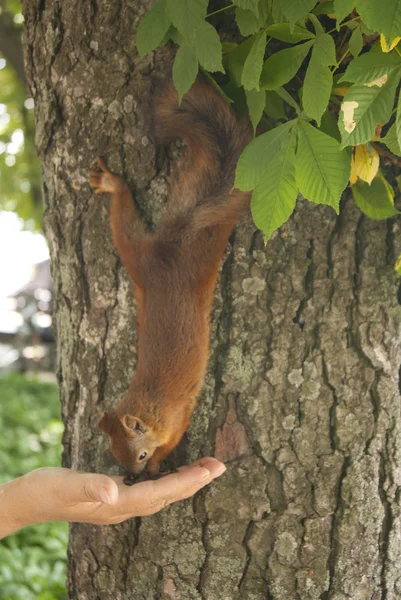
(152, 76, 252, 228)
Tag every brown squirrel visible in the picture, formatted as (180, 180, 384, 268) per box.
(89, 76, 251, 480)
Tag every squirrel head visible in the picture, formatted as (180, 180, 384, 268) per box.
(98, 410, 159, 474)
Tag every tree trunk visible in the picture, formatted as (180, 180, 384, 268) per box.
(22, 2, 401, 599)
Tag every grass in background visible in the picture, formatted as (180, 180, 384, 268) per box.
(0, 374, 67, 600)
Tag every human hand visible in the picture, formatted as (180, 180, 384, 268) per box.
(0, 458, 225, 538)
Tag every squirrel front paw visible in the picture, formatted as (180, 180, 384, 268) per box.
(89, 157, 124, 194)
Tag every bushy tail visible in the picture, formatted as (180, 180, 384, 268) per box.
(153, 76, 252, 228)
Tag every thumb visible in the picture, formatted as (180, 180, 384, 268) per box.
(72, 473, 119, 506)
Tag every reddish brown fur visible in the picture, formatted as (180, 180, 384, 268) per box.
(90, 76, 251, 475)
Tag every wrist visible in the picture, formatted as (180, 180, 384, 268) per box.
(0, 475, 40, 539)
(0, 478, 23, 538)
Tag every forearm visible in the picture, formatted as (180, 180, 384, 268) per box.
(0, 476, 33, 539)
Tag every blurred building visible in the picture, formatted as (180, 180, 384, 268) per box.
(0, 260, 55, 373)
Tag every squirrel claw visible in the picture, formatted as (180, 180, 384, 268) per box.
(123, 472, 143, 486)
(89, 157, 121, 195)
(123, 468, 179, 486)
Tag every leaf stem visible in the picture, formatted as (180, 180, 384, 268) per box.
(332, 49, 350, 73)
(327, 16, 360, 35)
(207, 3, 235, 18)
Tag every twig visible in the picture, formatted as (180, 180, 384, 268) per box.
(372, 142, 401, 166)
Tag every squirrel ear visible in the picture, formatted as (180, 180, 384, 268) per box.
(122, 414, 146, 435)
(98, 411, 116, 435)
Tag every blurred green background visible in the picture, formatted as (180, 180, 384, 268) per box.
(0, 0, 42, 227)
(0, 375, 67, 600)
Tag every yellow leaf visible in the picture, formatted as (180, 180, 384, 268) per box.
(350, 144, 380, 186)
(380, 33, 401, 53)
(395, 253, 401, 275)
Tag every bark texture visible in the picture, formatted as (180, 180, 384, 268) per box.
(23, 2, 401, 599)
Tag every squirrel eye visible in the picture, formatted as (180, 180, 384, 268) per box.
(139, 451, 147, 461)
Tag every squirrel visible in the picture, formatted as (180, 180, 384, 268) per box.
(89, 76, 251, 481)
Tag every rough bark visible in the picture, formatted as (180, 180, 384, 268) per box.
(22, 2, 401, 599)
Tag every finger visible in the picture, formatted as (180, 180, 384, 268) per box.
(184, 457, 226, 476)
(65, 472, 120, 506)
(147, 462, 226, 512)
(108, 458, 226, 487)
(118, 459, 226, 516)
(136, 465, 210, 515)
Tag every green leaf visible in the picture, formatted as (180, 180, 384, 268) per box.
(308, 13, 324, 34)
(265, 22, 315, 43)
(236, 1, 269, 36)
(246, 89, 266, 133)
(277, 0, 318, 27)
(136, 0, 172, 57)
(260, 40, 314, 90)
(348, 26, 363, 57)
(168, 25, 185, 44)
(352, 171, 399, 219)
(339, 49, 401, 84)
(194, 22, 224, 72)
(360, 21, 375, 35)
(345, 20, 359, 30)
(356, 0, 401, 47)
(235, 120, 297, 190)
(203, 71, 233, 105)
(233, 0, 260, 16)
(224, 36, 255, 87)
(265, 90, 287, 119)
(312, 1, 335, 14)
(320, 107, 342, 141)
(303, 64, 333, 126)
(303, 34, 336, 124)
(251, 128, 298, 240)
(222, 42, 238, 54)
(314, 31, 337, 65)
(166, 0, 208, 37)
(242, 31, 267, 90)
(339, 72, 400, 147)
(224, 80, 248, 113)
(334, 0, 355, 25)
(296, 119, 351, 212)
(236, 7, 259, 35)
(276, 86, 301, 113)
(172, 44, 198, 103)
(272, 0, 286, 23)
(382, 123, 401, 156)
